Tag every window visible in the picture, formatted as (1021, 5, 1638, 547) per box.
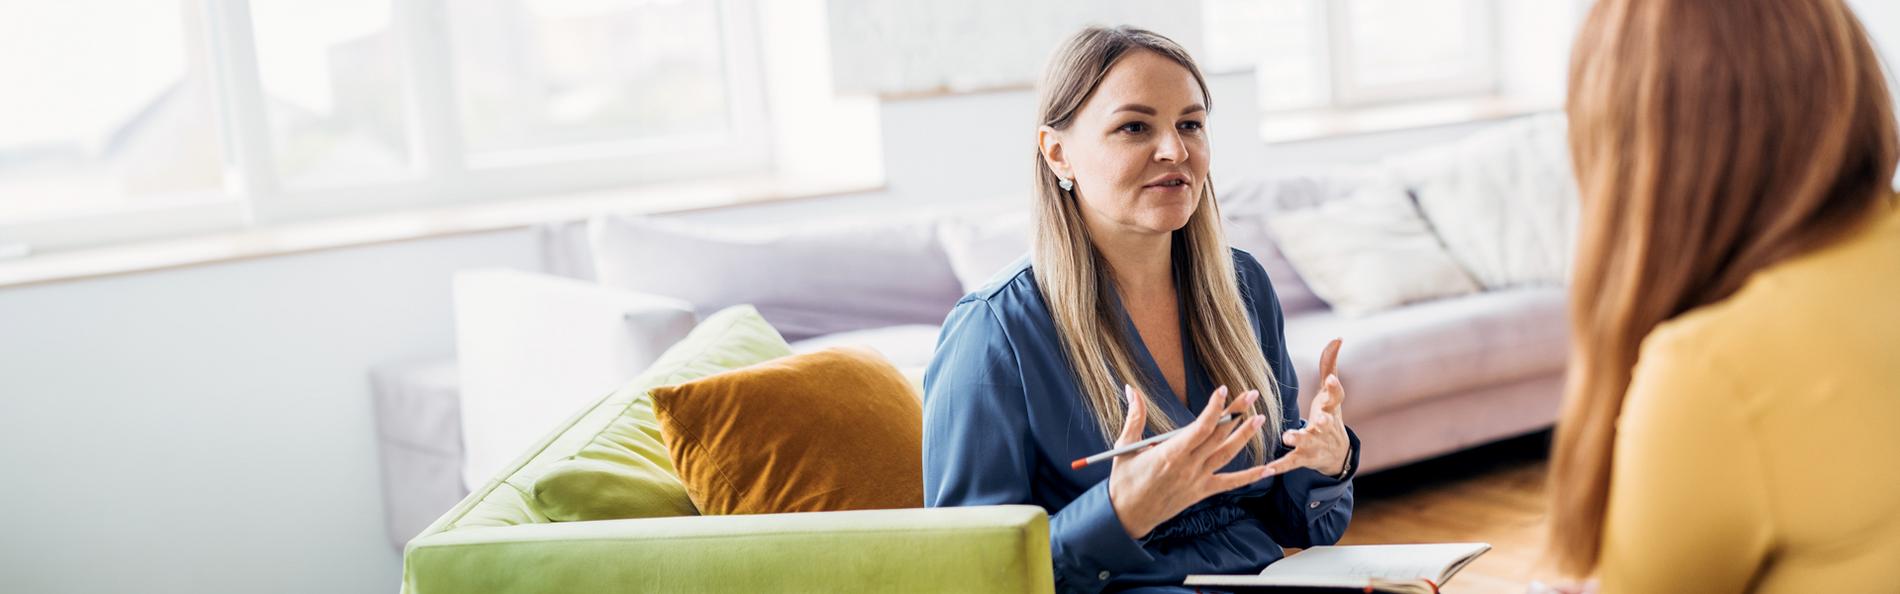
(251, 0, 414, 188)
(449, 0, 735, 160)
(1333, 0, 1497, 104)
(0, 2, 231, 225)
(0, 0, 767, 252)
(1205, 0, 1502, 111)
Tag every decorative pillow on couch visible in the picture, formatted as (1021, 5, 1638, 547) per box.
(936, 209, 1033, 293)
(529, 304, 795, 522)
(651, 346, 924, 515)
(1376, 113, 1578, 289)
(1264, 178, 1483, 317)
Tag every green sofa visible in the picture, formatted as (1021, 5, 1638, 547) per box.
(401, 306, 1055, 593)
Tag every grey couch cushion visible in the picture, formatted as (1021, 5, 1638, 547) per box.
(589, 215, 965, 342)
(1281, 287, 1568, 417)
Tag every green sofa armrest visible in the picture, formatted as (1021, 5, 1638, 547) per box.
(403, 504, 1054, 594)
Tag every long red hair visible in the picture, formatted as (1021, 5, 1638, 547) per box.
(1548, 0, 1897, 576)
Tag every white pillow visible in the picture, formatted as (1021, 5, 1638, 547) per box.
(937, 210, 1032, 294)
(1219, 208, 1328, 316)
(1264, 179, 1483, 317)
(1222, 173, 1387, 314)
(588, 215, 965, 341)
(1377, 113, 1578, 289)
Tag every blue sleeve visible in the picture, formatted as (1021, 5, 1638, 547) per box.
(922, 297, 1153, 594)
(1234, 251, 1358, 548)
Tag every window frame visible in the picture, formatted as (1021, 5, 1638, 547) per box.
(1, 0, 772, 252)
(1326, 0, 1501, 107)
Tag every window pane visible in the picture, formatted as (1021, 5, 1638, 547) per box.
(0, 3, 228, 224)
(1346, 0, 1491, 89)
(1203, 0, 1329, 111)
(251, 0, 413, 188)
(448, 0, 732, 158)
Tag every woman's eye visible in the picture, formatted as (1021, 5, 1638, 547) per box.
(1118, 122, 1148, 134)
(1179, 120, 1204, 132)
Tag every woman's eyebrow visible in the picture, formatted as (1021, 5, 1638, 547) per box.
(1111, 103, 1208, 116)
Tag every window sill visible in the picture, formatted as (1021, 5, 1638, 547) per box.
(0, 173, 883, 289)
(1259, 95, 1562, 144)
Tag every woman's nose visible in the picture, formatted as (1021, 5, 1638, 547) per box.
(1154, 130, 1187, 163)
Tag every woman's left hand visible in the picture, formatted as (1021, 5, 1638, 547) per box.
(1265, 338, 1351, 477)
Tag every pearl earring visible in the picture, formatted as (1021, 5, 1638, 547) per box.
(1058, 178, 1074, 191)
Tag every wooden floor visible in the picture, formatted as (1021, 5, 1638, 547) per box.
(1329, 431, 1555, 593)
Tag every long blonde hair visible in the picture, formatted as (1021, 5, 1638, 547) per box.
(1032, 26, 1282, 463)
(1549, 0, 1897, 576)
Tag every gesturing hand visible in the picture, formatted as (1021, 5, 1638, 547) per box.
(1265, 338, 1351, 478)
(1106, 384, 1273, 540)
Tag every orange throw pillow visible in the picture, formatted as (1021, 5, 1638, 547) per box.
(650, 346, 923, 515)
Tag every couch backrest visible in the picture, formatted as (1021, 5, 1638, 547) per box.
(587, 214, 966, 342)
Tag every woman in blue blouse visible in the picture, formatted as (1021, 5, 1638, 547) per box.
(922, 26, 1360, 593)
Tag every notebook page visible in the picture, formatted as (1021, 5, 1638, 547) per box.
(1257, 543, 1492, 581)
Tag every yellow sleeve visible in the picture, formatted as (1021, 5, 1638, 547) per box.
(1597, 329, 1773, 593)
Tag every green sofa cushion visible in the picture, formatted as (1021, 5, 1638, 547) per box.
(529, 304, 794, 522)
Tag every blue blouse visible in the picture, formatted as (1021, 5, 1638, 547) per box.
(922, 248, 1359, 594)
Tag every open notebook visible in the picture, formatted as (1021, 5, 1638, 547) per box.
(1183, 543, 1491, 593)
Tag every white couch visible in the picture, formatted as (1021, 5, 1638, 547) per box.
(408, 114, 1577, 544)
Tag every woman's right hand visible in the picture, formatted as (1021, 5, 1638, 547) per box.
(1107, 383, 1272, 539)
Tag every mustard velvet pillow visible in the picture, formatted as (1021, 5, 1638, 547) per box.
(651, 346, 924, 515)
(529, 305, 794, 522)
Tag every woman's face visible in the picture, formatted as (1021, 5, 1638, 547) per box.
(1041, 49, 1210, 237)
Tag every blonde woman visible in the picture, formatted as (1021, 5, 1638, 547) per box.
(923, 27, 1356, 593)
(1546, 0, 1900, 591)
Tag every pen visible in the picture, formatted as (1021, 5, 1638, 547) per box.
(1069, 412, 1242, 470)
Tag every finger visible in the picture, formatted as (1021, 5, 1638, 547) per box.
(1210, 464, 1275, 492)
(1116, 384, 1147, 447)
(1224, 389, 1258, 417)
(1308, 411, 1334, 430)
(1183, 385, 1230, 446)
(1262, 452, 1306, 477)
(1192, 389, 1257, 458)
(1200, 385, 1229, 422)
(1206, 389, 1258, 447)
(1318, 338, 1342, 382)
(1309, 376, 1338, 416)
(1199, 413, 1265, 472)
(1319, 374, 1345, 415)
(1286, 427, 1326, 451)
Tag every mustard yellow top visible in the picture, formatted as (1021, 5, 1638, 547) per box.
(1599, 198, 1900, 593)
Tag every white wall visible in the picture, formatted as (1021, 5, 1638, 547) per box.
(1849, 0, 1900, 188)
(0, 231, 537, 594)
(689, 71, 1511, 227)
(1850, 0, 1900, 94)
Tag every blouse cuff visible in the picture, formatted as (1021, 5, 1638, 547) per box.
(1274, 426, 1359, 531)
(1049, 479, 1154, 591)
(1328, 426, 1362, 482)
